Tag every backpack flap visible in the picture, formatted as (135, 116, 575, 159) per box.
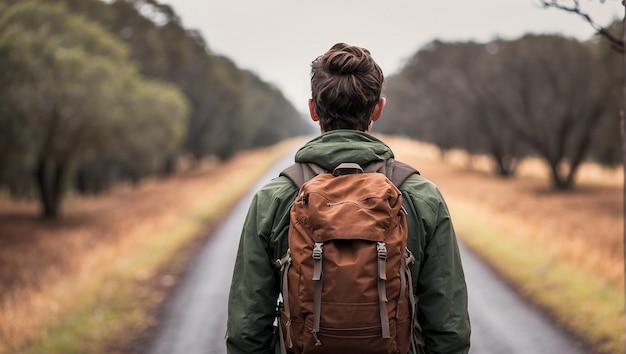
(297, 172, 402, 243)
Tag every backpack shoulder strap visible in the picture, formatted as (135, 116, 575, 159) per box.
(390, 160, 420, 187)
(280, 163, 306, 188)
(280, 160, 419, 188)
(280, 163, 326, 188)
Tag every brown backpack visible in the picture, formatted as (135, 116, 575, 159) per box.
(274, 160, 423, 354)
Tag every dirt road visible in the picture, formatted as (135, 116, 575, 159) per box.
(145, 152, 589, 354)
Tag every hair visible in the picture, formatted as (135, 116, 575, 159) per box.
(310, 43, 384, 132)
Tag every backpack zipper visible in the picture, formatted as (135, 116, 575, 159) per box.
(326, 197, 382, 207)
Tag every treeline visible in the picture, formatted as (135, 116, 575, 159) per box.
(0, 0, 311, 217)
(377, 31, 622, 190)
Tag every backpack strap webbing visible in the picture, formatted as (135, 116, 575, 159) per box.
(280, 160, 419, 189)
(405, 249, 425, 351)
(390, 160, 420, 187)
(273, 251, 293, 353)
(377, 242, 391, 338)
(279, 163, 325, 189)
(311, 242, 324, 346)
(279, 163, 306, 189)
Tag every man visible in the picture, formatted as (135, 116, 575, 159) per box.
(226, 43, 470, 354)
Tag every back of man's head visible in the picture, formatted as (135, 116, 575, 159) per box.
(310, 43, 384, 132)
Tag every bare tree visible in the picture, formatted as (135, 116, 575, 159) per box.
(540, 0, 625, 346)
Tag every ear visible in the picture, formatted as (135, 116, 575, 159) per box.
(370, 97, 386, 122)
(308, 99, 320, 122)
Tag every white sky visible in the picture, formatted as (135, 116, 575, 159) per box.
(159, 0, 623, 113)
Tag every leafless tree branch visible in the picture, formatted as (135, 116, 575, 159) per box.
(539, 0, 624, 53)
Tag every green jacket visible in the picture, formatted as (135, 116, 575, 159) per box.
(226, 130, 471, 354)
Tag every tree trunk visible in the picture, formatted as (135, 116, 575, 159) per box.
(35, 157, 67, 218)
(496, 155, 517, 178)
(547, 160, 573, 190)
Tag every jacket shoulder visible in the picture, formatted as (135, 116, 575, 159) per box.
(257, 175, 298, 197)
(398, 173, 449, 221)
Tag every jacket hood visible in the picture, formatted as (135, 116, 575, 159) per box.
(295, 130, 395, 171)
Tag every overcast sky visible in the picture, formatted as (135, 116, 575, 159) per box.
(159, 0, 622, 113)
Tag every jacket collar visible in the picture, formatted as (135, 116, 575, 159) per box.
(295, 130, 395, 171)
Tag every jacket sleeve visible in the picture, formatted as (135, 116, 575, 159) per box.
(404, 178, 471, 354)
(226, 190, 281, 354)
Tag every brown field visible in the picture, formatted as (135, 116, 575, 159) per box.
(384, 136, 624, 353)
(0, 136, 623, 352)
(385, 137, 624, 288)
(0, 139, 299, 352)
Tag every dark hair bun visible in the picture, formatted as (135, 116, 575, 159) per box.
(324, 43, 371, 75)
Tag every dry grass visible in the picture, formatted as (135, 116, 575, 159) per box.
(384, 137, 623, 287)
(382, 135, 624, 353)
(0, 138, 302, 353)
(0, 134, 623, 352)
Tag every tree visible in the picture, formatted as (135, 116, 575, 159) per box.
(539, 0, 625, 346)
(379, 35, 620, 188)
(74, 76, 189, 193)
(53, 0, 311, 161)
(0, 0, 310, 217)
(378, 40, 530, 176)
(0, 1, 188, 217)
(493, 35, 619, 189)
(587, 21, 624, 167)
(0, 1, 128, 217)
(421, 40, 528, 176)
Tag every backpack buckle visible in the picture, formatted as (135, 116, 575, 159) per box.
(312, 242, 323, 260)
(377, 242, 387, 260)
(273, 250, 292, 270)
(405, 248, 415, 265)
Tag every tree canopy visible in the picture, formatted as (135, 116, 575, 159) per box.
(50, 0, 311, 159)
(378, 33, 622, 189)
(0, 0, 310, 217)
(0, 1, 189, 216)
